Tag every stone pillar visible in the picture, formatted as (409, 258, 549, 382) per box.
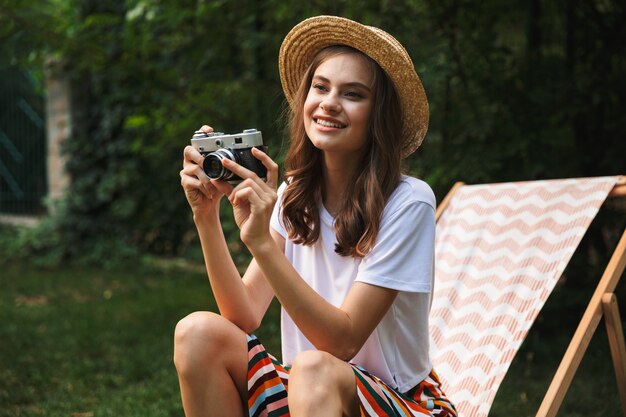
(44, 59, 71, 212)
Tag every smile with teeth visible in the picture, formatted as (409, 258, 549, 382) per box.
(315, 118, 346, 129)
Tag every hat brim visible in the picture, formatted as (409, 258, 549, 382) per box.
(279, 15, 429, 158)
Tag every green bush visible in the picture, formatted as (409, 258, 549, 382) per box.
(1, 0, 624, 267)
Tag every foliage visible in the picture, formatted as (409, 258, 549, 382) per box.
(0, 0, 625, 266)
(399, 0, 626, 192)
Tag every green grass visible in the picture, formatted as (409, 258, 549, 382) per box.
(0, 261, 280, 417)
(0, 261, 623, 416)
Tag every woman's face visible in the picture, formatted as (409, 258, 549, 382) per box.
(303, 53, 374, 160)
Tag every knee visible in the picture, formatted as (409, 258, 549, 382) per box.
(290, 350, 336, 381)
(289, 351, 342, 407)
(173, 311, 234, 375)
(289, 351, 358, 415)
(289, 350, 340, 398)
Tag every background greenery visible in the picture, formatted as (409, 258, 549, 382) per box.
(1, 0, 624, 266)
(0, 0, 625, 416)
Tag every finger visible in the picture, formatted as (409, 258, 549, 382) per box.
(231, 180, 276, 216)
(230, 186, 264, 209)
(202, 178, 219, 197)
(252, 147, 279, 189)
(230, 178, 262, 204)
(184, 145, 205, 166)
(181, 160, 203, 175)
(211, 179, 234, 197)
(200, 125, 214, 134)
(246, 180, 277, 209)
(181, 175, 213, 199)
(221, 158, 255, 182)
(181, 162, 212, 186)
(181, 163, 216, 195)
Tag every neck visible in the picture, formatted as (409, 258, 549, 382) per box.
(321, 152, 361, 216)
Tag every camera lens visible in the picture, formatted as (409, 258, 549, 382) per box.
(204, 149, 236, 180)
(205, 158, 223, 178)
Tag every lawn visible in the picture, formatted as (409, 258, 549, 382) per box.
(0, 261, 281, 417)
(0, 260, 623, 416)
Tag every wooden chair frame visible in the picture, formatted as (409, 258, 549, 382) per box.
(435, 176, 626, 417)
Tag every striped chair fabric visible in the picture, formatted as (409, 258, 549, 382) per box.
(429, 176, 620, 417)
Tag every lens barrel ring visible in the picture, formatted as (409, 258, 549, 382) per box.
(204, 149, 237, 180)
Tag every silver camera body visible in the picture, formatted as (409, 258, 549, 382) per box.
(190, 128, 267, 184)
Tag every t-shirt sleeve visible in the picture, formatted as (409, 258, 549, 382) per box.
(270, 182, 287, 238)
(356, 200, 435, 293)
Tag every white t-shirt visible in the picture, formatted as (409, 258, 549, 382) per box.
(269, 175, 436, 392)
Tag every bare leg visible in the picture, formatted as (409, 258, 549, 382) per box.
(288, 350, 360, 417)
(174, 311, 249, 417)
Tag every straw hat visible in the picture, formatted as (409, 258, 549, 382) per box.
(279, 15, 429, 158)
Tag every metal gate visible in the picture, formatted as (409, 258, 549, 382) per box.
(0, 66, 47, 215)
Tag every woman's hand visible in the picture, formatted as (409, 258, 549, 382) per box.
(212, 147, 279, 250)
(180, 125, 224, 218)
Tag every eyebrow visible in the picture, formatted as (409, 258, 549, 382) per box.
(312, 75, 372, 92)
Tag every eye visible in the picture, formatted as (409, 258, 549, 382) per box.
(345, 91, 364, 99)
(312, 83, 328, 92)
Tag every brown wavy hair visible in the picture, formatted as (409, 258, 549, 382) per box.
(281, 45, 403, 257)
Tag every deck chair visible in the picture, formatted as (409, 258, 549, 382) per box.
(429, 175, 626, 417)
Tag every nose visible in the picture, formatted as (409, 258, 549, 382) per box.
(320, 94, 341, 113)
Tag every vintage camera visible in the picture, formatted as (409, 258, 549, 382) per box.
(190, 128, 267, 184)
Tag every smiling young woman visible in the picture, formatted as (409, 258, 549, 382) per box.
(175, 15, 456, 417)
(283, 44, 404, 257)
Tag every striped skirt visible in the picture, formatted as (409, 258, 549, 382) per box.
(247, 334, 457, 417)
